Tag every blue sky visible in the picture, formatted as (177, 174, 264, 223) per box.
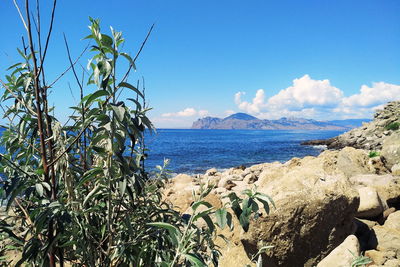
(1, 0, 400, 128)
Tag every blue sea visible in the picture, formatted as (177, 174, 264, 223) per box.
(144, 129, 343, 174)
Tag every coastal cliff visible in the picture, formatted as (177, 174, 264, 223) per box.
(165, 101, 400, 266)
(191, 113, 368, 130)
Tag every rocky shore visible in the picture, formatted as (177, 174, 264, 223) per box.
(164, 101, 400, 266)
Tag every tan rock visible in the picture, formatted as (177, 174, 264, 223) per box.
(337, 147, 370, 178)
(370, 225, 400, 255)
(356, 187, 384, 218)
(384, 259, 400, 267)
(391, 163, 400, 176)
(381, 132, 400, 169)
(384, 210, 400, 229)
(349, 174, 400, 207)
(240, 175, 359, 267)
(365, 249, 396, 266)
(205, 167, 218, 176)
(382, 207, 396, 221)
(317, 235, 360, 267)
(243, 173, 257, 184)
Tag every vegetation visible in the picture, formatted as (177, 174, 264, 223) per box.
(385, 122, 400, 131)
(368, 151, 380, 158)
(0, 1, 273, 266)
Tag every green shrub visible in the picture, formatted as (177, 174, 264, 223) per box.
(385, 122, 400, 130)
(0, 2, 273, 266)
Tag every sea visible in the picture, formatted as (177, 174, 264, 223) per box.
(144, 129, 344, 174)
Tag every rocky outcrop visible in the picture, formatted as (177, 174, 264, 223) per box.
(303, 101, 400, 151)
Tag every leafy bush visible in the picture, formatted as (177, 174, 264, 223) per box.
(385, 122, 400, 130)
(0, 2, 273, 266)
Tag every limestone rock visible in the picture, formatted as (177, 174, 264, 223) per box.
(384, 259, 400, 267)
(356, 187, 384, 219)
(205, 167, 218, 176)
(243, 173, 257, 184)
(370, 214, 400, 255)
(349, 174, 400, 207)
(365, 250, 396, 266)
(317, 235, 360, 267)
(391, 163, 400, 176)
(240, 175, 359, 267)
(336, 147, 370, 178)
(381, 132, 400, 169)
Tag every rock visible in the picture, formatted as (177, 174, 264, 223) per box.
(368, 156, 389, 174)
(349, 174, 400, 207)
(225, 182, 237, 190)
(356, 187, 384, 219)
(382, 207, 396, 221)
(218, 176, 231, 188)
(384, 259, 400, 267)
(369, 224, 400, 255)
(205, 168, 218, 176)
(240, 174, 359, 267)
(365, 250, 396, 266)
(384, 210, 400, 229)
(243, 173, 257, 184)
(317, 235, 360, 267)
(391, 163, 400, 176)
(337, 147, 370, 178)
(381, 132, 400, 169)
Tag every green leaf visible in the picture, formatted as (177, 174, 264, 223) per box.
(35, 183, 44, 197)
(191, 200, 212, 212)
(101, 34, 113, 47)
(184, 253, 207, 267)
(111, 104, 126, 122)
(215, 208, 227, 229)
(202, 214, 215, 233)
(255, 193, 275, 209)
(147, 222, 181, 246)
(120, 52, 136, 70)
(118, 82, 144, 98)
(119, 178, 127, 195)
(85, 90, 109, 107)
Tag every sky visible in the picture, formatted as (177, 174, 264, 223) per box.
(1, 0, 400, 128)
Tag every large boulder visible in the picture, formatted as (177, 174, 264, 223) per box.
(317, 235, 360, 267)
(369, 211, 400, 256)
(349, 174, 400, 207)
(233, 155, 361, 267)
(381, 132, 400, 170)
(336, 147, 370, 178)
(356, 187, 384, 219)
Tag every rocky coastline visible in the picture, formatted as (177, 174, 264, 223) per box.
(164, 101, 400, 266)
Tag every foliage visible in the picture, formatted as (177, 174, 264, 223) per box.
(0, 2, 274, 266)
(385, 122, 400, 131)
(368, 151, 380, 158)
(349, 250, 372, 267)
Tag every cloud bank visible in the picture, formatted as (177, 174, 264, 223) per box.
(235, 75, 400, 120)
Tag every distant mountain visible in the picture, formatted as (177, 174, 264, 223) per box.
(191, 113, 371, 130)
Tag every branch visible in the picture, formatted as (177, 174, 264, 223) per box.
(36, 0, 57, 79)
(13, 0, 28, 31)
(48, 43, 90, 88)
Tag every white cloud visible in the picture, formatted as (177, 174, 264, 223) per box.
(234, 75, 400, 120)
(162, 108, 206, 118)
(342, 82, 400, 107)
(267, 74, 343, 109)
(234, 89, 266, 114)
